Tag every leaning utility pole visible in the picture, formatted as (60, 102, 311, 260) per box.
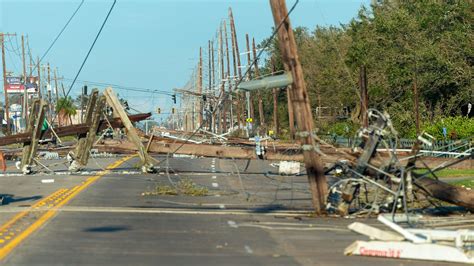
(223, 22, 234, 129)
(21, 35, 28, 121)
(270, 0, 328, 214)
(229, 7, 244, 129)
(219, 23, 227, 133)
(252, 37, 265, 130)
(359, 65, 368, 128)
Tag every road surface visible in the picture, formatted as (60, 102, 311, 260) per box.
(0, 155, 466, 265)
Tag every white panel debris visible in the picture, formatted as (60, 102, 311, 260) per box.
(346, 215, 474, 264)
(278, 161, 300, 175)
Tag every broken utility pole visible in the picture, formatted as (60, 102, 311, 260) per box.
(104, 87, 156, 173)
(69, 89, 105, 172)
(20, 99, 47, 174)
(270, 0, 328, 214)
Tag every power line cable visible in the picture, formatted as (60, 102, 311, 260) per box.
(61, 78, 173, 96)
(65, 0, 116, 97)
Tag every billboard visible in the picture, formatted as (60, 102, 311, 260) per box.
(4, 76, 37, 94)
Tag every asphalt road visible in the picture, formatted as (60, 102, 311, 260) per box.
(0, 155, 468, 265)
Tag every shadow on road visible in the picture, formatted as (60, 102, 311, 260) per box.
(84, 225, 131, 233)
(0, 194, 42, 205)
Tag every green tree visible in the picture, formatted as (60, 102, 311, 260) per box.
(56, 96, 77, 126)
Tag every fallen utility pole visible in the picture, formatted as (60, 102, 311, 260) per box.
(270, 0, 328, 214)
(104, 87, 156, 173)
(0, 112, 151, 146)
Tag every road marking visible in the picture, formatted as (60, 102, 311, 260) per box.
(212, 183, 219, 188)
(0, 155, 135, 261)
(212, 176, 217, 179)
(244, 245, 253, 254)
(228, 220, 238, 228)
(219, 204, 225, 209)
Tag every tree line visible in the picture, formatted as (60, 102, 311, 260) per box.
(254, 0, 472, 139)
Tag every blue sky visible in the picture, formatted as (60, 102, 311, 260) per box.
(1, 0, 370, 119)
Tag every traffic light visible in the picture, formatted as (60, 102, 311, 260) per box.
(202, 94, 207, 102)
(171, 107, 175, 114)
(172, 94, 177, 104)
(156, 107, 161, 114)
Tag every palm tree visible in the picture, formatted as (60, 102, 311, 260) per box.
(56, 96, 77, 126)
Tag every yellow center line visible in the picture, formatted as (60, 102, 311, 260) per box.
(0, 155, 136, 261)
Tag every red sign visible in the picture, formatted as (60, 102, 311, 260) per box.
(5, 84, 25, 93)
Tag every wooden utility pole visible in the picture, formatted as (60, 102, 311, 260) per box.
(197, 47, 203, 127)
(1, 33, 16, 134)
(47, 63, 52, 121)
(229, 7, 244, 129)
(36, 56, 41, 99)
(413, 62, 420, 135)
(54, 68, 59, 103)
(21, 35, 28, 121)
(207, 40, 212, 131)
(359, 65, 368, 128)
(287, 88, 295, 139)
(270, 0, 328, 214)
(271, 58, 279, 135)
(219, 23, 227, 133)
(252, 37, 265, 129)
(223, 22, 234, 129)
(245, 34, 255, 122)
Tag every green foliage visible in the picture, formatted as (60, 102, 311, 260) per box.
(257, 0, 473, 138)
(423, 116, 474, 140)
(323, 121, 358, 137)
(56, 96, 77, 116)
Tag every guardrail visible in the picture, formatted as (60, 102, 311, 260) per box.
(319, 135, 472, 158)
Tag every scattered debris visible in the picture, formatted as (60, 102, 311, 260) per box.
(142, 178, 208, 197)
(345, 214, 474, 264)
